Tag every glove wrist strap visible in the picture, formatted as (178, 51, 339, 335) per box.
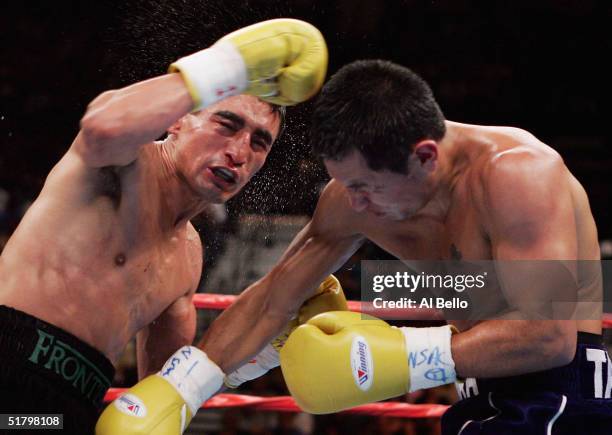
(169, 41, 247, 110)
(400, 325, 456, 392)
(224, 343, 280, 388)
(158, 346, 224, 415)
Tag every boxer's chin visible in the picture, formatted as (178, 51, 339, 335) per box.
(370, 209, 404, 221)
(387, 210, 411, 221)
(392, 205, 423, 221)
(189, 173, 233, 203)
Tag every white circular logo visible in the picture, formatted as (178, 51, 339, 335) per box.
(114, 393, 148, 418)
(350, 335, 374, 391)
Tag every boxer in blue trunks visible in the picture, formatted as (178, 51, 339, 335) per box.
(145, 59, 608, 434)
(446, 330, 612, 434)
(109, 59, 609, 434)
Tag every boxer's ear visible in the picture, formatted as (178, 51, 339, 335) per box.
(413, 140, 438, 171)
(167, 112, 201, 135)
(167, 119, 182, 135)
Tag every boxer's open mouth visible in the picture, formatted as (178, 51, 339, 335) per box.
(210, 167, 238, 184)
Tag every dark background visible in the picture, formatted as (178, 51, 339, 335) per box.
(1, 2, 610, 432)
(1, 0, 610, 236)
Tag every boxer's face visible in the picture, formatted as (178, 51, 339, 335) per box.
(325, 147, 437, 221)
(170, 95, 280, 203)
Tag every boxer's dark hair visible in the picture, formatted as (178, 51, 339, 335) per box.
(311, 60, 445, 173)
(269, 103, 286, 141)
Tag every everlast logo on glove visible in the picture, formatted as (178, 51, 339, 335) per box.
(28, 329, 111, 403)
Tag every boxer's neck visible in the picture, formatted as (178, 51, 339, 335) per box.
(155, 140, 210, 229)
(409, 124, 460, 221)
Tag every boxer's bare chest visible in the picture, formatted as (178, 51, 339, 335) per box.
(89, 168, 199, 324)
(361, 189, 496, 329)
(363, 188, 490, 262)
(0, 162, 202, 358)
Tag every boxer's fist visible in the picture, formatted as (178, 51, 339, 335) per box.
(280, 311, 407, 414)
(95, 375, 193, 435)
(170, 19, 327, 109)
(280, 312, 457, 414)
(219, 19, 328, 105)
(273, 274, 348, 350)
(96, 346, 223, 435)
(224, 275, 347, 388)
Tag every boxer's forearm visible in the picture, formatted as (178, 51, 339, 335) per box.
(452, 319, 577, 378)
(78, 73, 193, 167)
(199, 198, 364, 373)
(137, 301, 197, 379)
(136, 330, 181, 380)
(136, 329, 157, 379)
(199, 236, 362, 373)
(198, 277, 292, 374)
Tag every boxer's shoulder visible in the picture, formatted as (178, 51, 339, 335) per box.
(476, 139, 571, 242)
(52, 140, 147, 199)
(480, 125, 561, 167)
(463, 124, 565, 195)
(484, 143, 565, 198)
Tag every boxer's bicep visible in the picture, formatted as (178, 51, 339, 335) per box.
(73, 74, 193, 167)
(484, 150, 575, 255)
(486, 155, 578, 302)
(480, 155, 578, 365)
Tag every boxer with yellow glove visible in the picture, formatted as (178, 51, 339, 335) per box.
(280, 311, 456, 414)
(169, 18, 327, 109)
(95, 276, 346, 435)
(224, 275, 348, 388)
(96, 345, 222, 435)
(93, 18, 328, 435)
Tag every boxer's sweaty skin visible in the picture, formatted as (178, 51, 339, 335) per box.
(0, 72, 280, 367)
(323, 122, 600, 327)
(202, 121, 600, 380)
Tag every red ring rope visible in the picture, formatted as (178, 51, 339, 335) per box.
(193, 293, 612, 327)
(104, 294, 610, 420)
(103, 389, 448, 418)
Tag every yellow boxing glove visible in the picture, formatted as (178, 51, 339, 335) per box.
(169, 19, 328, 109)
(96, 346, 223, 435)
(224, 275, 347, 388)
(280, 311, 457, 414)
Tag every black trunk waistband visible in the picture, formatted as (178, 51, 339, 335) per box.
(0, 305, 115, 408)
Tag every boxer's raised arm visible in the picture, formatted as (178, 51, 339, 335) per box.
(75, 74, 194, 168)
(76, 20, 327, 169)
(198, 181, 364, 373)
(95, 20, 329, 434)
(452, 152, 580, 378)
